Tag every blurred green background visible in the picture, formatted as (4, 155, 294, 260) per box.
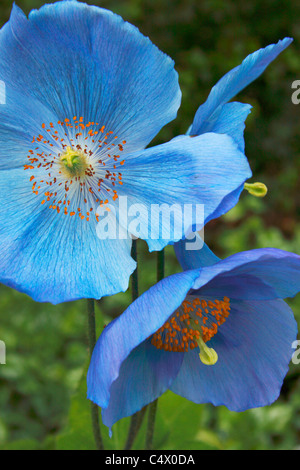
(0, 0, 300, 450)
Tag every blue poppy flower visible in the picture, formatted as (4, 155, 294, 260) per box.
(0, 0, 253, 303)
(87, 244, 300, 431)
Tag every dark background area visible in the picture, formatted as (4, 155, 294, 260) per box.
(0, 0, 299, 450)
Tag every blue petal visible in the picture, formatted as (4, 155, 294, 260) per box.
(205, 183, 245, 224)
(0, 87, 58, 170)
(191, 38, 292, 135)
(0, 169, 136, 303)
(192, 248, 300, 300)
(199, 102, 252, 152)
(87, 269, 200, 408)
(174, 234, 220, 270)
(170, 299, 297, 411)
(199, 274, 281, 300)
(101, 340, 183, 430)
(0, 1, 181, 164)
(117, 133, 251, 251)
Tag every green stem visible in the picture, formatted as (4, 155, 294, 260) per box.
(123, 239, 141, 450)
(145, 249, 165, 450)
(145, 399, 158, 450)
(87, 299, 104, 451)
(131, 239, 139, 301)
(124, 407, 147, 450)
(157, 249, 165, 280)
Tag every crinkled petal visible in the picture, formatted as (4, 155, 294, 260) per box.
(101, 340, 183, 430)
(0, 1, 181, 168)
(205, 183, 245, 225)
(197, 102, 252, 152)
(200, 273, 281, 300)
(0, 87, 58, 170)
(117, 133, 251, 251)
(0, 169, 135, 303)
(186, 101, 251, 221)
(170, 299, 297, 411)
(191, 38, 292, 135)
(192, 248, 300, 300)
(174, 233, 220, 270)
(87, 269, 200, 408)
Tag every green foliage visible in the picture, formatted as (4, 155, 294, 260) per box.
(0, 0, 300, 451)
(0, 286, 88, 446)
(54, 365, 222, 450)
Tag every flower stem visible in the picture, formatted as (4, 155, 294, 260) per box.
(124, 406, 147, 450)
(145, 249, 165, 450)
(87, 299, 104, 451)
(131, 239, 139, 300)
(145, 399, 158, 450)
(157, 249, 165, 281)
(123, 239, 142, 450)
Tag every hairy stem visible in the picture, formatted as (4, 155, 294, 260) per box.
(124, 407, 147, 450)
(131, 239, 139, 301)
(87, 299, 104, 451)
(145, 399, 158, 450)
(157, 249, 165, 281)
(123, 239, 142, 450)
(145, 249, 165, 450)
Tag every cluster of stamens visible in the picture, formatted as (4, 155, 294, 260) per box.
(151, 296, 230, 353)
(24, 117, 127, 222)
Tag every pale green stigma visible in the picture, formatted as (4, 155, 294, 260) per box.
(195, 335, 218, 366)
(60, 146, 88, 177)
(244, 182, 268, 198)
(187, 318, 219, 366)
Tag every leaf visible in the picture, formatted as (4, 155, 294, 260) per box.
(55, 365, 131, 450)
(148, 391, 221, 450)
(0, 439, 41, 450)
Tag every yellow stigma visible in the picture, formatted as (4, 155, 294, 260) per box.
(195, 335, 218, 366)
(244, 182, 268, 198)
(60, 146, 87, 177)
(151, 296, 230, 366)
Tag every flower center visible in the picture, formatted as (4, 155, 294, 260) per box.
(151, 296, 231, 366)
(60, 147, 88, 177)
(24, 117, 127, 222)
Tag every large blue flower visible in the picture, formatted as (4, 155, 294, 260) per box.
(0, 0, 254, 303)
(87, 244, 300, 431)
